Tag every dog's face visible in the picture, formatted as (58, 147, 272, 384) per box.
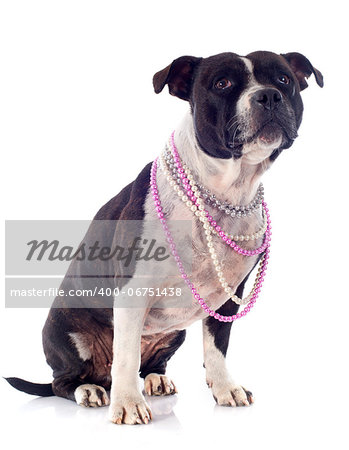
(153, 51, 323, 162)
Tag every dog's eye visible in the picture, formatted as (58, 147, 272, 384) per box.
(215, 78, 232, 90)
(278, 75, 290, 85)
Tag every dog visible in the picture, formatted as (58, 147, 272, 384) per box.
(6, 50, 323, 424)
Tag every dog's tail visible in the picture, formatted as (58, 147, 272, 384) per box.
(4, 377, 54, 397)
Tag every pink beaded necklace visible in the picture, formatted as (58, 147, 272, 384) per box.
(150, 134, 271, 322)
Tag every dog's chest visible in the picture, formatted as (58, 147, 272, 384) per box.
(141, 184, 263, 334)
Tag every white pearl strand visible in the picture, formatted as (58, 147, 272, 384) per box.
(159, 152, 265, 305)
(211, 213, 267, 242)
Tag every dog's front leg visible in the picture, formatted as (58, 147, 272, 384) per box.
(202, 312, 254, 407)
(109, 306, 152, 425)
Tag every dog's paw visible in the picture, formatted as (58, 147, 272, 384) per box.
(210, 382, 254, 407)
(108, 393, 152, 425)
(74, 384, 110, 407)
(144, 373, 177, 396)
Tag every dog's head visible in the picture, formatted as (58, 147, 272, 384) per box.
(153, 51, 323, 163)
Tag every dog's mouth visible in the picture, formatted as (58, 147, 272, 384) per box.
(255, 122, 283, 148)
(226, 119, 295, 156)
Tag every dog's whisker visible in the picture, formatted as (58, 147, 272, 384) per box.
(227, 119, 240, 132)
(227, 114, 239, 128)
(230, 123, 241, 148)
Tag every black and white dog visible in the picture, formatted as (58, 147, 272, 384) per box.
(6, 51, 323, 424)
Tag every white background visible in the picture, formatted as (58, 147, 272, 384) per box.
(1, 1, 348, 449)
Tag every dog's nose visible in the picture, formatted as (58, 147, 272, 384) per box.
(252, 88, 282, 111)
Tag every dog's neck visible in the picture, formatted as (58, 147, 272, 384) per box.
(174, 112, 271, 206)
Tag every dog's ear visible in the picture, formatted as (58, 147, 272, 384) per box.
(153, 56, 202, 101)
(281, 52, 324, 91)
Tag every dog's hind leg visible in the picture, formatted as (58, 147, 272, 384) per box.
(140, 330, 186, 396)
(52, 376, 110, 407)
(43, 310, 111, 407)
(47, 347, 110, 407)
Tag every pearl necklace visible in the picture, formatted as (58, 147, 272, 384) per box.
(161, 150, 268, 242)
(158, 148, 270, 304)
(163, 145, 264, 217)
(151, 157, 271, 321)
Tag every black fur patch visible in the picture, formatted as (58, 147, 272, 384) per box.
(204, 268, 258, 357)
